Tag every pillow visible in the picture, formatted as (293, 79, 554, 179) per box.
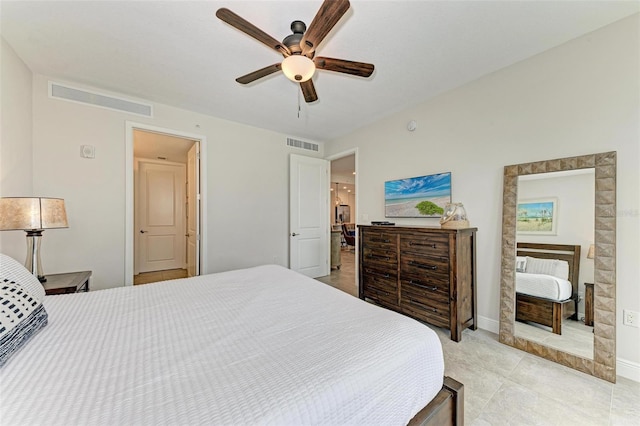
(515, 256, 527, 273)
(0, 254, 48, 367)
(525, 256, 570, 280)
(554, 260, 570, 281)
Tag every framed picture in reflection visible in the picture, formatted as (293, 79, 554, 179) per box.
(517, 197, 558, 235)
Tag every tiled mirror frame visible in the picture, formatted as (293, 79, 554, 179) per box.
(498, 151, 617, 383)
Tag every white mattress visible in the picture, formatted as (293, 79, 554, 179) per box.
(516, 271, 573, 301)
(0, 265, 444, 425)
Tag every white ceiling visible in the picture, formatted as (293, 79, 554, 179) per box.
(1, 1, 637, 142)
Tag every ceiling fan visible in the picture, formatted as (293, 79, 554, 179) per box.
(216, 0, 374, 103)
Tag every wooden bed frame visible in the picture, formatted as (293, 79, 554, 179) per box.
(515, 242, 581, 335)
(408, 376, 463, 426)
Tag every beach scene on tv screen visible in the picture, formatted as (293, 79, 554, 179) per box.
(385, 172, 452, 218)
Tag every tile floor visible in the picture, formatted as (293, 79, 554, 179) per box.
(133, 268, 188, 285)
(317, 250, 640, 425)
(515, 316, 594, 360)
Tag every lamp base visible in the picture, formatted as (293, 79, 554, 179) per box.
(25, 229, 46, 284)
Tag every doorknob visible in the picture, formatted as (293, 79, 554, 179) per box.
(140, 230, 148, 233)
(291, 232, 299, 236)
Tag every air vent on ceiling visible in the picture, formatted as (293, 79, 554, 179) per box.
(49, 82, 153, 117)
(287, 137, 318, 152)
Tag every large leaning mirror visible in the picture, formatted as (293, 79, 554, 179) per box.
(499, 152, 616, 383)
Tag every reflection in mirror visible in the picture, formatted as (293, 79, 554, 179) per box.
(514, 169, 595, 360)
(499, 152, 616, 383)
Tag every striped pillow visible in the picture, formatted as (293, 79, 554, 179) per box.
(0, 254, 49, 367)
(525, 256, 570, 280)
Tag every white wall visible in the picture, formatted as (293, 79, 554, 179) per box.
(0, 37, 33, 259)
(30, 74, 322, 290)
(326, 16, 640, 377)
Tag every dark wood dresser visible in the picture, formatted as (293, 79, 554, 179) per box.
(358, 225, 477, 341)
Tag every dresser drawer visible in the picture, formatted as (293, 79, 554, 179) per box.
(400, 274, 450, 327)
(361, 230, 397, 251)
(402, 280, 449, 306)
(362, 268, 397, 292)
(400, 254, 449, 281)
(401, 298, 450, 328)
(362, 246, 397, 270)
(400, 274, 450, 294)
(363, 281, 398, 307)
(400, 233, 449, 257)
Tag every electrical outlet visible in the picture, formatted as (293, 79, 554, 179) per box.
(623, 310, 639, 327)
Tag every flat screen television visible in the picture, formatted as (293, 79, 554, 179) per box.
(384, 172, 452, 218)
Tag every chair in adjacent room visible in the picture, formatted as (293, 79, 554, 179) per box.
(342, 223, 355, 250)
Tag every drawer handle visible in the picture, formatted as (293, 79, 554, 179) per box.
(409, 298, 437, 312)
(409, 242, 437, 249)
(366, 269, 390, 279)
(371, 288, 390, 297)
(408, 281, 437, 291)
(408, 261, 437, 270)
(367, 254, 390, 261)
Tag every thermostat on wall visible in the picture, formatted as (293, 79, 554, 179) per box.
(80, 145, 95, 159)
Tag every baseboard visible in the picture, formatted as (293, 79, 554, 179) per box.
(477, 315, 499, 334)
(617, 357, 640, 382)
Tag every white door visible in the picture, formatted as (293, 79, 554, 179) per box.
(138, 161, 186, 273)
(186, 144, 200, 277)
(289, 154, 329, 278)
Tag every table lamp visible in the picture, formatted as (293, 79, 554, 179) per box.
(0, 197, 68, 282)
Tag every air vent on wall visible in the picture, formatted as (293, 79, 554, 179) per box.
(287, 137, 318, 152)
(49, 82, 153, 117)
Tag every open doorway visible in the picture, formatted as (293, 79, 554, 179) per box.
(125, 122, 206, 287)
(133, 130, 196, 284)
(317, 151, 357, 296)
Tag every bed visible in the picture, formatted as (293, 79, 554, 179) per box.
(0, 255, 462, 425)
(515, 242, 581, 335)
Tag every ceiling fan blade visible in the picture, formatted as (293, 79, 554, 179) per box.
(314, 57, 374, 78)
(236, 63, 282, 84)
(216, 8, 291, 57)
(300, 0, 350, 56)
(300, 80, 318, 103)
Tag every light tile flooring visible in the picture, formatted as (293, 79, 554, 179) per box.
(317, 251, 640, 425)
(134, 268, 188, 285)
(515, 317, 594, 360)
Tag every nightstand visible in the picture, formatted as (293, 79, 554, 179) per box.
(43, 271, 92, 295)
(584, 282, 594, 326)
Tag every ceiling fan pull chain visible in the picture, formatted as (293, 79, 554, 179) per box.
(297, 89, 301, 119)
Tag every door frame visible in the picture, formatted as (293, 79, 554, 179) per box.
(326, 148, 358, 281)
(125, 121, 208, 286)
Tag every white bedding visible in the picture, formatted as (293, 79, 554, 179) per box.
(0, 265, 444, 425)
(516, 271, 573, 301)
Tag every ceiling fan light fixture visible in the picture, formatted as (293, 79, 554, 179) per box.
(281, 55, 315, 82)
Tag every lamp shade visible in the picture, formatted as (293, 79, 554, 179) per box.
(587, 244, 595, 259)
(0, 197, 68, 230)
(281, 55, 315, 82)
